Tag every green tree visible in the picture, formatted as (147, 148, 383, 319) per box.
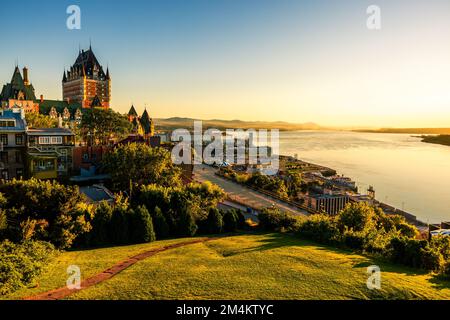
(109, 206, 130, 245)
(204, 208, 223, 234)
(222, 209, 239, 232)
(80, 108, 132, 145)
(25, 113, 58, 129)
(0, 179, 90, 248)
(130, 206, 156, 243)
(151, 206, 170, 239)
(103, 143, 182, 191)
(90, 201, 113, 246)
(337, 202, 376, 233)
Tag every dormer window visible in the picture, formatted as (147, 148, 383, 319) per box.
(0, 120, 16, 127)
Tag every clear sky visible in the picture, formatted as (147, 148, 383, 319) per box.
(1, 0, 450, 128)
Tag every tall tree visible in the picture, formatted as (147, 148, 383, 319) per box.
(80, 108, 132, 145)
(102, 143, 182, 191)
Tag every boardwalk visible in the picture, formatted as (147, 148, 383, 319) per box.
(193, 164, 308, 216)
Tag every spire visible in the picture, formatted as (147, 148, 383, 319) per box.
(63, 69, 67, 82)
(128, 105, 138, 117)
(106, 67, 110, 80)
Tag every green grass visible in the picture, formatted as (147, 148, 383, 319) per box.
(4, 233, 450, 300)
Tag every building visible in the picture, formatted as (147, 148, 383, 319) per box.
(63, 46, 111, 109)
(127, 105, 154, 138)
(0, 108, 27, 180)
(304, 192, 350, 215)
(27, 128, 75, 179)
(38, 95, 82, 123)
(0, 66, 40, 113)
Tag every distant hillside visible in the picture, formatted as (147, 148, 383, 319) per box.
(154, 117, 321, 131)
(355, 128, 450, 134)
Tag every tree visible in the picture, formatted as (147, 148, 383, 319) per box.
(337, 202, 376, 233)
(25, 113, 58, 129)
(130, 206, 156, 243)
(80, 108, 132, 145)
(103, 143, 182, 191)
(109, 206, 130, 245)
(90, 201, 113, 246)
(222, 209, 239, 232)
(204, 208, 223, 234)
(151, 206, 170, 239)
(0, 179, 90, 248)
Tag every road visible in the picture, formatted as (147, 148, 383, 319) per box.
(193, 164, 308, 217)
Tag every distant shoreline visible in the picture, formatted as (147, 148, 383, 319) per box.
(420, 135, 450, 147)
(355, 128, 450, 135)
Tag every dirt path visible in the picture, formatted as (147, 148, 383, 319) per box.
(23, 238, 216, 300)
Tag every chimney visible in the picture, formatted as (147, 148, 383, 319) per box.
(40, 95, 44, 103)
(23, 67, 29, 85)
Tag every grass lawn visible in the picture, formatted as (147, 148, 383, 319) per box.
(5, 233, 450, 300)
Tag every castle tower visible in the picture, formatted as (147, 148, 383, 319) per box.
(63, 47, 110, 109)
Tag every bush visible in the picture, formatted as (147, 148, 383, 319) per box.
(109, 206, 130, 245)
(151, 206, 170, 239)
(0, 179, 90, 248)
(337, 202, 375, 232)
(129, 206, 156, 243)
(297, 214, 340, 244)
(202, 208, 223, 234)
(258, 207, 299, 232)
(222, 209, 239, 232)
(343, 230, 366, 250)
(0, 240, 56, 295)
(172, 205, 198, 237)
(89, 201, 113, 246)
(386, 237, 441, 270)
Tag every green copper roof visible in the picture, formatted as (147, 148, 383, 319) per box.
(140, 109, 153, 134)
(1, 66, 37, 101)
(128, 105, 138, 116)
(38, 100, 82, 118)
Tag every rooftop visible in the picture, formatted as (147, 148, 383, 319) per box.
(27, 128, 74, 136)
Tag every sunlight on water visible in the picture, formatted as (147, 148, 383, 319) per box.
(279, 131, 450, 223)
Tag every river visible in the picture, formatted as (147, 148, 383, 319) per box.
(278, 131, 450, 223)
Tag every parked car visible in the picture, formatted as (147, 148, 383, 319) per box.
(430, 229, 450, 237)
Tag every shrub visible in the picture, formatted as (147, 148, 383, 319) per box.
(0, 179, 90, 248)
(388, 237, 428, 268)
(420, 247, 444, 272)
(222, 209, 239, 232)
(129, 206, 156, 243)
(342, 230, 366, 250)
(337, 202, 375, 232)
(0, 240, 56, 295)
(202, 208, 223, 234)
(258, 207, 299, 232)
(151, 206, 170, 239)
(109, 206, 130, 244)
(89, 201, 113, 246)
(172, 205, 198, 237)
(297, 214, 340, 244)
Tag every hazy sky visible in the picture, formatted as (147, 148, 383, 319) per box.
(1, 0, 450, 127)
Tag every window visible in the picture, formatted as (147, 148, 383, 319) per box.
(0, 152, 8, 164)
(15, 134, 23, 145)
(0, 134, 8, 146)
(38, 136, 63, 145)
(38, 137, 51, 144)
(0, 120, 15, 127)
(34, 159, 55, 172)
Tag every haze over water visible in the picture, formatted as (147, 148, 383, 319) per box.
(279, 131, 450, 223)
